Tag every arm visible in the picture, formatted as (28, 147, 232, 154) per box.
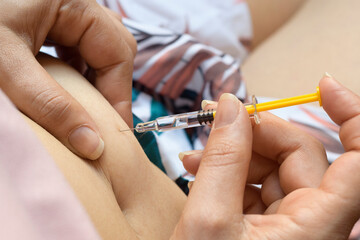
(247, 0, 306, 49)
(244, 0, 360, 97)
(23, 54, 186, 240)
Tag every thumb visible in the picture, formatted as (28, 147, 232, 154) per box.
(187, 93, 252, 218)
(0, 40, 104, 160)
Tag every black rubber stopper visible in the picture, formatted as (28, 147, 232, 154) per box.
(197, 109, 214, 125)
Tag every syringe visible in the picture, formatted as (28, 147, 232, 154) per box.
(121, 87, 322, 133)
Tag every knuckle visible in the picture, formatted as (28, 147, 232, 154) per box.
(181, 210, 228, 233)
(124, 46, 135, 63)
(203, 140, 242, 166)
(200, 214, 228, 232)
(32, 89, 72, 125)
(127, 33, 137, 57)
(60, 1, 92, 21)
(121, 38, 136, 63)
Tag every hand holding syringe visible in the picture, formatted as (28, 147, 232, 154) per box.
(120, 87, 322, 133)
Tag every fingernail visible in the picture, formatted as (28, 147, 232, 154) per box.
(201, 100, 217, 109)
(323, 72, 343, 87)
(68, 126, 104, 160)
(324, 72, 333, 78)
(214, 93, 239, 129)
(178, 151, 194, 161)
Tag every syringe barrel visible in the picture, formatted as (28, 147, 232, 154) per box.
(155, 109, 214, 132)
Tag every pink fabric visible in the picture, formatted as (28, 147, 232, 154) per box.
(0, 90, 100, 240)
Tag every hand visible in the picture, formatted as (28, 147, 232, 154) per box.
(171, 75, 360, 239)
(0, 0, 136, 160)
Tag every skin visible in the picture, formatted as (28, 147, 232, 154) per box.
(172, 76, 360, 239)
(244, 0, 360, 97)
(24, 54, 186, 240)
(19, 55, 359, 239)
(28, 54, 360, 239)
(0, 0, 136, 160)
(246, 0, 306, 49)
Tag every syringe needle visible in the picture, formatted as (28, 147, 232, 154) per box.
(119, 128, 135, 132)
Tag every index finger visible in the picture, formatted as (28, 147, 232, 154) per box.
(252, 112, 329, 193)
(48, 0, 136, 126)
